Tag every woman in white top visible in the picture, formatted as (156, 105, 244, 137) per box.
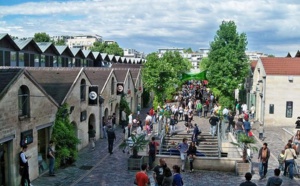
(283, 143, 297, 179)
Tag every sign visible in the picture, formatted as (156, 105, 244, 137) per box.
(20, 129, 33, 147)
(88, 86, 98, 105)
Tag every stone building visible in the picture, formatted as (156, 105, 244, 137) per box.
(251, 57, 300, 126)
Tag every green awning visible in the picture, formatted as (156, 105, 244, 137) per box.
(181, 70, 207, 81)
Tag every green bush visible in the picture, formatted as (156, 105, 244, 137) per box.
(51, 104, 80, 168)
(120, 95, 131, 115)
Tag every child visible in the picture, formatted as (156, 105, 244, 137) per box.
(258, 123, 264, 140)
(277, 150, 285, 171)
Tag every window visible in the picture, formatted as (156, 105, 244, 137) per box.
(80, 79, 86, 101)
(18, 85, 30, 118)
(286, 101, 293, 118)
(111, 77, 115, 95)
(269, 104, 274, 114)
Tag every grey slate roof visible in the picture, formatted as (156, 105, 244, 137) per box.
(82, 50, 95, 60)
(84, 68, 112, 93)
(37, 42, 60, 55)
(71, 48, 85, 59)
(0, 68, 23, 99)
(14, 38, 42, 53)
(55, 46, 74, 57)
(0, 33, 20, 51)
(113, 69, 128, 82)
(26, 68, 81, 105)
(0, 33, 7, 40)
(111, 63, 143, 69)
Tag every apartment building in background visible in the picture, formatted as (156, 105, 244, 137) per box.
(66, 35, 103, 50)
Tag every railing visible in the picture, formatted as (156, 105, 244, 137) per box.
(217, 120, 222, 158)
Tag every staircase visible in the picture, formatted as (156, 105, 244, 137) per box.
(160, 132, 219, 157)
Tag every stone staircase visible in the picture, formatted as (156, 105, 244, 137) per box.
(160, 132, 219, 157)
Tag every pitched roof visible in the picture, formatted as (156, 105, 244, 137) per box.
(130, 69, 141, 85)
(0, 68, 23, 99)
(36, 42, 60, 55)
(260, 57, 300, 75)
(0, 33, 20, 51)
(111, 63, 143, 68)
(26, 68, 81, 105)
(84, 68, 112, 93)
(113, 69, 128, 82)
(14, 38, 42, 53)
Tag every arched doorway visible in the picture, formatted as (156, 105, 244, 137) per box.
(104, 108, 109, 122)
(88, 114, 96, 130)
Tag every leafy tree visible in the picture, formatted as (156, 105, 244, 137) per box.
(184, 47, 193, 53)
(202, 21, 248, 106)
(33, 32, 50, 42)
(90, 42, 124, 56)
(51, 104, 80, 168)
(142, 51, 191, 105)
(267, 54, 275, 57)
(54, 39, 66, 46)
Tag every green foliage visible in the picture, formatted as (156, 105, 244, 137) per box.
(33, 32, 50, 42)
(51, 104, 80, 168)
(119, 134, 149, 158)
(231, 133, 258, 162)
(267, 54, 275, 57)
(90, 42, 124, 56)
(54, 39, 66, 46)
(202, 21, 249, 103)
(120, 95, 131, 115)
(153, 96, 162, 110)
(184, 47, 193, 53)
(165, 86, 176, 101)
(142, 51, 191, 106)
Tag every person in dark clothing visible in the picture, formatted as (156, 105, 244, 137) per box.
(192, 124, 201, 146)
(258, 143, 270, 180)
(296, 117, 300, 129)
(227, 112, 235, 132)
(240, 172, 257, 186)
(187, 142, 197, 173)
(209, 113, 219, 137)
(48, 140, 55, 176)
(19, 145, 32, 186)
(106, 125, 116, 155)
(148, 137, 158, 170)
(153, 158, 167, 186)
(266, 168, 283, 186)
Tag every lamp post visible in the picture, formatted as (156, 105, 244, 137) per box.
(99, 95, 105, 138)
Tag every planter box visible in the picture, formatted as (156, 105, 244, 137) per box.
(235, 161, 251, 176)
(128, 156, 144, 170)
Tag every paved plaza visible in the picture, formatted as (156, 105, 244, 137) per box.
(32, 107, 300, 186)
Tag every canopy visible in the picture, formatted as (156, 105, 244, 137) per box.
(181, 70, 207, 81)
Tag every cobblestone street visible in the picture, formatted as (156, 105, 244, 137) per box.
(32, 107, 300, 186)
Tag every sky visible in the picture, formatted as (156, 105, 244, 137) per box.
(0, 0, 300, 56)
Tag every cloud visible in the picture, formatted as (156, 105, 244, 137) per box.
(0, 0, 299, 56)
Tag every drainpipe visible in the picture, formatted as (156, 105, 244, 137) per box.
(262, 76, 266, 125)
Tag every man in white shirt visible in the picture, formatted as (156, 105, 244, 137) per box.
(128, 112, 133, 126)
(250, 104, 255, 120)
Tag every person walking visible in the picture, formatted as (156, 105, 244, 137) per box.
(283, 143, 297, 179)
(148, 137, 158, 170)
(162, 167, 173, 186)
(19, 145, 32, 186)
(121, 109, 127, 129)
(177, 138, 188, 172)
(135, 163, 150, 186)
(209, 113, 219, 137)
(48, 140, 55, 176)
(266, 168, 283, 186)
(196, 101, 202, 118)
(239, 172, 257, 186)
(106, 125, 116, 155)
(192, 124, 201, 146)
(187, 142, 197, 173)
(243, 119, 251, 136)
(153, 158, 167, 186)
(258, 143, 270, 180)
(88, 125, 96, 150)
(172, 165, 183, 186)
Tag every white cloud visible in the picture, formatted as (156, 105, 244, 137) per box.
(0, 0, 299, 55)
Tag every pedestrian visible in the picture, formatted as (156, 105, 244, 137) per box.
(258, 123, 264, 140)
(178, 105, 183, 121)
(128, 112, 133, 126)
(106, 125, 116, 155)
(250, 104, 255, 120)
(172, 165, 183, 186)
(162, 167, 173, 186)
(148, 137, 158, 170)
(88, 125, 96, 150)
(277, 150, 285, 172)
(48, 140, 55, 176)
(203, 102, 208, 118)
(112, 113, 116, 129)
(135, 163, 150, 186)
(243, 119, 251, 136)
(266, 168, 283, 186)
(122, 124, 132, 154)
(258, 143, 270, 180)
(196, 100, 202, 118)
(19, 144, 32, 186)
(239, 172, 257, 186)
(235, 118, 244, 139)
(283, 143, 297, 179)
(209, 113, 219, 137)
(176, 138, 188, 172)
(153, 158, 167, 186)
(169, 115, 177, 135)
(121, 109, 127, 129)
(292, 130, 300, 154)
(192, 124, 201, 146)
(187, 142, 197, 173)
(296, 116, 300, 129)
(227, 111, 234, 132)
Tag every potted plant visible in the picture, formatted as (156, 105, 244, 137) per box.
(231, 133, 258, 175)
(119, 134, 149, 170)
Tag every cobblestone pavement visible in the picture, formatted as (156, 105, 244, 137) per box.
(32, 108, 300, 186)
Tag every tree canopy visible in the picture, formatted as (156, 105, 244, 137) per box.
(90, 42, 124, 56)
(33, 32, 51, 42)
(142, 51, 192, 106)
(184, 47, 193, 53)
(201, 20, 248, 107)
(54, 39, 66, 46)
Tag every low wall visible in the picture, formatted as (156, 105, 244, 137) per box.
(145, 155, 239, 172)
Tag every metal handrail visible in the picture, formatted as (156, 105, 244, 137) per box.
(217, 120, 221, 158)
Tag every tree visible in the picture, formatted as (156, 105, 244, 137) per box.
(231, 133, 257, 163)
(184, 47, 193, 53)
(202, 21, 248, 107)
(90, 42, 124, 56)
(142, 51, 191, 106)
(33, 32, 50, 42)
(54, 39, 66, 46)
